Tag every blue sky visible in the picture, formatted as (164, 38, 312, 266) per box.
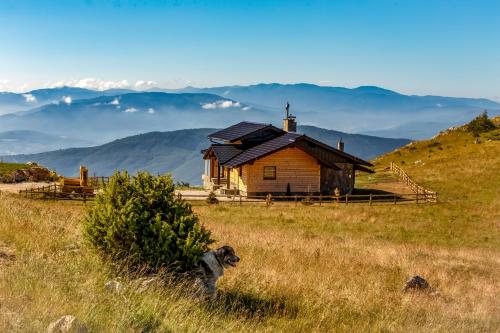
(0, 0, 499, 100)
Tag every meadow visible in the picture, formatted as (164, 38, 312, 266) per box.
(0, 127, 499, 332)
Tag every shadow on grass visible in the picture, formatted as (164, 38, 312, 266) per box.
(205, 290, 299, 320)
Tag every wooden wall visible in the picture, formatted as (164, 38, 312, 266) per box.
(320, 163, 354, 195)
(230, 167, 248, 194)
(243, 147, 320, 195)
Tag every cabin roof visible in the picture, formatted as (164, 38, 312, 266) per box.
(204, 144, 245, 164)
(207, 121, 277, 141)
(204, 121, 373, 170)
(223, 132, 303, 167)
(220, 133, 373, 168)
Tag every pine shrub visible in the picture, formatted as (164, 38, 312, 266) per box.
(206, 191, 219, 205)
(84, 171, 214, 273)
(466, 111, 496, 136)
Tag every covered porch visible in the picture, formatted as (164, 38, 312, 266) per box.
(202, 146, 241, 194)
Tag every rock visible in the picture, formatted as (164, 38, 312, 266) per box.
(47, 315, 88, 333)
(26, 161, 38, 166)
(403, 275, 430, 292)
(136, 276, 159, 293)
(104, 280, 124, 293)
(0, 243, 16, 265)
(11, 170, 27, 183)
(26, 166, 52, 182)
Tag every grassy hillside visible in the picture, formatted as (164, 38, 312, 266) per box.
(2, 126, 409, 184)
(0, 162, 29, 175)
(0, 124, 498, 331)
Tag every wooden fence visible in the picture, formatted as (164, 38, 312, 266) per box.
(19, 183, 95, 202)
(178, 192, 430, 206)
(390, 162, 437, 202)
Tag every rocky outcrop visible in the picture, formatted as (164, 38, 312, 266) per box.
(47, 315, 88, 333)
(0, 164, 54, 183)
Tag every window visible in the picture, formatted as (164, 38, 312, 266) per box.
(263, 166, 276, 180)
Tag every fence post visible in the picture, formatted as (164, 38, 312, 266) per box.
(345, 194, 349, 205)
(239, 194, 242, 206)
(416, 188, 419, 204)
(369, 193, 372, 206)
(294, 195, 298, 206)
(319, 194, 322, 206)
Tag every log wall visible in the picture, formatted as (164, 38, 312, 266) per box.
(244, 147, 320, 195)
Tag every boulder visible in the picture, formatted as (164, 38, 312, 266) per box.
(47, 315, 88, 333)
(26, 166, 51, 181)
(403, 275, 430, 292)
(104, 280, 124, 293)
(11, 170, 27, 183)
(136, 276, 160, 293)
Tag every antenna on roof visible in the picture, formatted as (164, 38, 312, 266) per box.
(283, 102, 297, 132)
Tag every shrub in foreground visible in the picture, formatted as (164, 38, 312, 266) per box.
(84, 171, 214, 273)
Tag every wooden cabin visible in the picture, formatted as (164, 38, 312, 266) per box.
(202, 110, 373, 197)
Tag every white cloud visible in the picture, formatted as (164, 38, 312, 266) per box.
(201, 100, 242, 110)
(62, 96, 72, 104)
(242, 106, 251, 111)
(147, 108, 155, 114)
(135, 80, 157, 89)
(125, 107, 138, 113)
(110, 98, 120, 105)
(201, 102, 217, 109)
(0, 79, 9, 91)
(23, 93, 37, 103)
(43, 78, 157, 91)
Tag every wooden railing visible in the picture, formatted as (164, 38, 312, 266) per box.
(19, 183, 94, 202)
(390, 162, 437, 203)
(177, 192, 430, 205)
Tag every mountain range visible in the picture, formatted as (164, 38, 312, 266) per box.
(1, 84, 498, 147)
(0, 130, 94, 156)
(1, 126, 410, 185)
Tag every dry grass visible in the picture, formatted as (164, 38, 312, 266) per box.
(0, 128, 499, 332)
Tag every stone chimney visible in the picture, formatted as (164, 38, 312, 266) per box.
(337, 138, 344, 151)
(283, 102, 297, 132)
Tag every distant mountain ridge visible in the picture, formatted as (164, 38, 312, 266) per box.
(0, 86, 137, 115)
(0, 130, 94, 156)
(1, 126, 410, 184)
(0, 92, 259, 143)
(1, 83, 499, 143)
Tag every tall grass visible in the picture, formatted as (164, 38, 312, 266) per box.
(0, 128, 498, 332)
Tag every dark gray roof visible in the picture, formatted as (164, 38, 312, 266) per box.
(224, 132, 303, 167)
(211, 145, 245, 164)
(207, 121, 272, 141)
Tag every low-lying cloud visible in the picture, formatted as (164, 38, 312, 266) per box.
(44, 78, 157, 91)
(201, 100, 242, 110)
(125, 107, 138, 113)
(62, 96, 72, 104)
(23, 93, 37, 103)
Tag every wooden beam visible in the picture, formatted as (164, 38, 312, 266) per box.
(217, 161, 221, 185)
(227, 167, 231, 189)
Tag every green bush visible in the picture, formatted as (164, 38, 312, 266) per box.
(466, 111, 496, 136)
(84, 171, 214, 273)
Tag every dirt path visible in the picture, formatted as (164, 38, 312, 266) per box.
(0, 182, 56, 194)
(356, 170, 414, 195)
